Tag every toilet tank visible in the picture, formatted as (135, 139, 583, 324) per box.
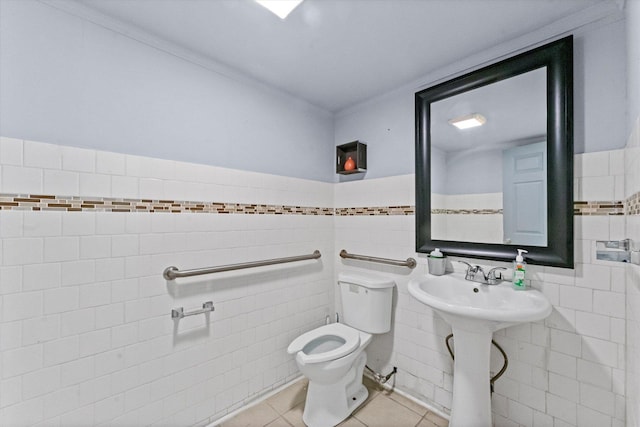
(338, 272, 395, 334)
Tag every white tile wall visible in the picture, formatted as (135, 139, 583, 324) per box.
(0, 137, 334, 209)
(626, 114, 640, 427)
(435, 192, 503, 210)
(433, 214, 504, 244)
(430, 192, 504, 244)
(0, 138, 334, 426)
(575, 149, 625, 201)
(334, 150, 627, 426)
(1, 136, 635, 427)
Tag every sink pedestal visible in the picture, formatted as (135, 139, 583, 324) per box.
(407, 275, 552, 427)
(449, 327, 493, 427)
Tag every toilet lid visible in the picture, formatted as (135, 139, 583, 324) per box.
(287, 323, 361, 364)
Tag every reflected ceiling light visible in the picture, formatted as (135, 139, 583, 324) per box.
(255, 0, 304, 19)
(449, 113, 487, 130)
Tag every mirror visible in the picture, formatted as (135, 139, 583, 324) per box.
(430, 68, 547, 246)
(415, 36, 574, 268)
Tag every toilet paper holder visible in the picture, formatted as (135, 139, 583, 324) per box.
(171, 301, 215, 319)
(596, 239, 639, 264)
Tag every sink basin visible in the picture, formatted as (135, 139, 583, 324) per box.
(408, 273, 552, 427)
(408, 273, 552, 331)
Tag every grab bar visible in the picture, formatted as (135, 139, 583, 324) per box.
(163, 250, 322, 280)
(339, 249, 417, 269)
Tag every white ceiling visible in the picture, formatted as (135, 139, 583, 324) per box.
(74, 0, 613, 112)
(432, 68, 546, 153)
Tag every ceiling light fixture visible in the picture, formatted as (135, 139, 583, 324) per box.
(449, 113, 487, 130)
(255, 0, 304, 19)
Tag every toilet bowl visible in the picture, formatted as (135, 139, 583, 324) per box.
(288, 272, 395, 427)
(288, 323, 372, 383)
(287, 323, 372, 427)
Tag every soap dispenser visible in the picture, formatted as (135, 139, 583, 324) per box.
(512, 249, 528, 290)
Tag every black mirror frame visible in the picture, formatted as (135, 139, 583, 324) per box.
(415, 36, 574, 268)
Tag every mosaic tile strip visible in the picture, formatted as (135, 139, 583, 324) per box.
(627, 191, 640, 216)
(431, 208, 503, 215)
(0, 194, 333, 215)
(334, 206, 415, 216)
(574, 200, 625, 216)
(0, 193, 635, 216)
(432, 201, 627, 216)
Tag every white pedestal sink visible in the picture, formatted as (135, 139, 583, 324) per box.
(408, 273, 552, 427)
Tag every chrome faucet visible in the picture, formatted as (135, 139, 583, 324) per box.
(457, 261, 507, 285)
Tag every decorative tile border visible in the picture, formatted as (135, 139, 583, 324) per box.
(334, 206, 414, 216)
(627, 191, 640, 215)
(574, 200, 625, 216)
(432, 208, 503, 215)
(0, 194, 333, 215)
(1, 193, 638, 216)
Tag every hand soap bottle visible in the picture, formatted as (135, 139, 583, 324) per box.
(513, 249, 528, 290)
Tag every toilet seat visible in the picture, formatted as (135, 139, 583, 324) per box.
(287, 323, 360, 364)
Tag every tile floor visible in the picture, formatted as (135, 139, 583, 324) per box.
(219, 377, 449, 427)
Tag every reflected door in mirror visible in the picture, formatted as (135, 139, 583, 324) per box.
(502, 141, 547, 246)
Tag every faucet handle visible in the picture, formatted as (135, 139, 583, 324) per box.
(487, 266, 507, 277)
(457, 261, 477, 280)
(486, 267, 507, 284)
(457, 260, 473, 271)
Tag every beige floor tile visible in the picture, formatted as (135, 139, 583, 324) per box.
(385, 391, 428, 416)
(223, 378, 448, 427)
(265, 417, 294, 427)
(282, 402, 306, 427)
(266, 380, 308, 415)
(283, 401, 367, 427)
(221, 402, 280, 427)
(416, 418, 440, 427)
(424, 411, 449, 427)
(353, 394, 423, 427)
(337, 416, 367, 427)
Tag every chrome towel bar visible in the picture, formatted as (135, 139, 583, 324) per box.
(339, 249, 417, 269)
(163, 250, 322, 280)
(171, 301, 214, 319)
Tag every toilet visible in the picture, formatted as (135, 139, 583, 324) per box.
(287, 272, 395, 427)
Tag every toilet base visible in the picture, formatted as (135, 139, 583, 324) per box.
(302, 352, 368, 427)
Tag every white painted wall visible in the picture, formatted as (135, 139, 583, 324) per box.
(0, 2, 627, 184)
(335, 18, 627, 181)
(440, 148, 503, 195)
(0, 0, 334, 182)
(627, 0, 640, 133)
